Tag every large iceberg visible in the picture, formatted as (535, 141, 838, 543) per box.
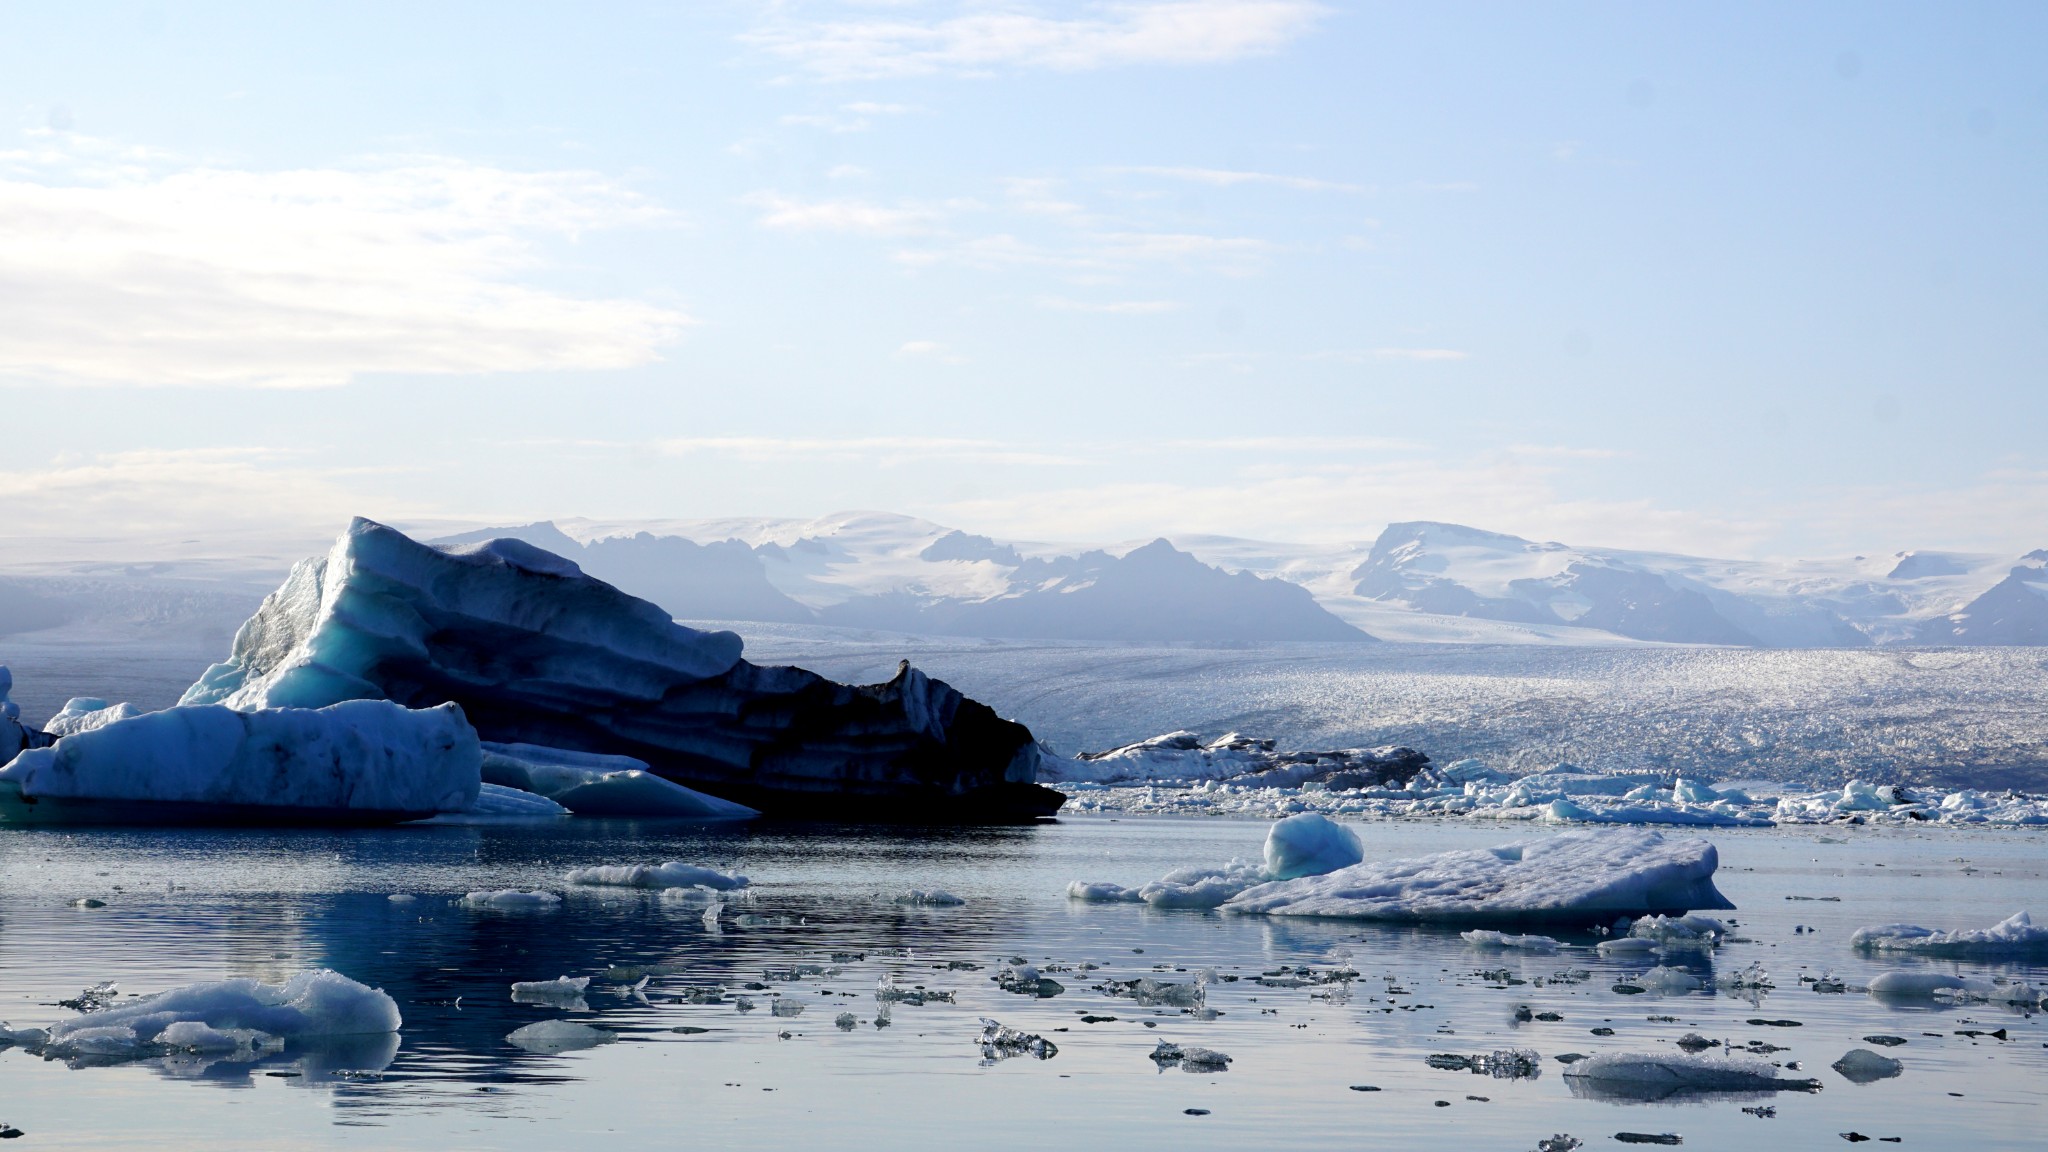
(1221, 829, 1732, 923)
(179, 519, 1058, 821)
(0, 699, 478, 824)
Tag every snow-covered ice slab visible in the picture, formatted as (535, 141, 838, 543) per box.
(1222, 829, 1733, 924)
(29, 969, 401, 1061)
(564, 862, 749, 890)
(179, 518, 1054, 821)
(1850, 912, 2048, 959)
(0, 700, 478, 825)
(1562, 1051, 1820, 1101)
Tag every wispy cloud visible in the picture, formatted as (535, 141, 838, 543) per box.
(0, 134, 688, 389)
(1036, 296, 1182, 314)
(778, 101, 920, 133)
(1307, 348, 1470, 363)
(743, 190, 946, 235)
(652, 436, 1076, 467)
(744, 1, 1329, 81)
(1113, 165, 1366, 193)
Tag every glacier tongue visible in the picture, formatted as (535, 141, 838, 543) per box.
(180, 518, 1056, 821)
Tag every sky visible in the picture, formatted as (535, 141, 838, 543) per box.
(1, 1, 2044, 562)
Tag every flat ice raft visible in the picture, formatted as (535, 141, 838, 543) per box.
(1221, 829, 1732, 923)
(0, 700, 479, 825)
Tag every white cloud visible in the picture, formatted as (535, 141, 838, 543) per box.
(744, 190, 944, 235)
(652, 435, 1073, 467)
(1036, 296, 1182, 314)
(745, 1, 1329, 81)
(1373, 347, 1469, 361)
(1113, 165, 1366, 193)
(0, 135, 689, 389)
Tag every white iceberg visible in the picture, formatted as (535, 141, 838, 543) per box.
(1864, 971, 1966, 996)
(41, 969, 399, 1058)
(460, 889, 561, 911)
(1563, 1050, 1820, 1099)
(157, 1020, 284, 1054)
(1222, 829, 1732, 923)
(1849, 912, 2048, 958)
(1461, 930, 1562, 952)
(1832, 1048, 1903, 1083)
(482, 743, 758, 821)
(506, 1019, 616, 1054)
(1263, 813, 1363, 880)
(1065, 881, 1144, 903)
(564, 862, 749, 890)
(43, 698, 145, 739)
(1623, 965, 1703, 993)
(0, 700, 478, 823)
(510, 975, 591, 1000)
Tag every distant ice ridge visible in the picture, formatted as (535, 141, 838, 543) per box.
(0, 699, 478, 818)
(177, 518, 1054, 821)
(1037, 731, 1428, 789)
(0, 969, 400, 1061)
(1850, 911, 2048, 958)
(1051, 741, 2048, 828)
(1070, 818, 1730, 923)
(482, 743, 758, 821)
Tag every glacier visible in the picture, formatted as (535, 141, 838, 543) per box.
(0, 698, 478, 823)
(178, 519, 1057, 821)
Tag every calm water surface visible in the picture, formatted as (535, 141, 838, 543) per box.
(0, 815, 2042, 1151)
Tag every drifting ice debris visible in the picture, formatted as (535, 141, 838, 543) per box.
(481, 743, 758, 820)
(770, 999, 804, 1018)
(510, 976, 591, 1003)
(1831, 1049, 1903, 1083)
(892, 890, 966, 906)
(506, 1020, 616, 1054)
(564, 862, 749, 890)
(1626, 914, 1725, 950)
(1595, 938, 1661, 957)
(460, 890, 562, 911)
(58, 982, 120, 1013)
(1536, 1137, 1583, 1152)
(1067, 820, 1366, 911)
(976, 1018, 1056, 1062)
(178, 519, 1057, 822)
(835, 1012, 858, 1030)
(33, 969, 400, 1060)
(1562, 1051, 1822, 1100)
(1223, 828, 1733, 924)
(996, 965, 1064, 997)
(1612, 1135, 1682, 1146)
(1620, 967, 1703, 994)
(1100, 977, 1205, 1008)
(1462, 930, 1562, 952)
(1150, 1041, 1231, 1071)
(1714, 962, 1774, 991)
(1426, 1049, 1541, 1079)
(0, 700, 479, 825)
(1848, 912, 2048, 958)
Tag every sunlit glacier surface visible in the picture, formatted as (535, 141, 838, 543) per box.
(0, 817, 2042, 1151)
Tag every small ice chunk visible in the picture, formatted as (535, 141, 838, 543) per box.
(977, 1017, 1057, 1061)
(1152, 1041, 1232, 1070)
(1262, 812, 1364, 880)
(1831, 1048, 1903, 1083)
(1563, 1051, 1820, 1099)
(1865, 971, 1966, 997)
(1630, 966, 1702, 993)
(460, 890, 562, 910)
(1066, 881, 1144, 903)
(1595, 938, 1662, 956)
(1461, 930, 1562, 952)
(506, 1019, 616, 1053)
(510, 975, 592, 1001)
(1849, 912, 2048, 958)
(892, 889, 965, 906)
(564, 863, 749, 890)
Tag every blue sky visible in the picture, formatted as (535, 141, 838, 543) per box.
(1, 2, 2043, 559)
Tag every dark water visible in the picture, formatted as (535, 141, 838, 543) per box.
(0, 816, 2042, 1151)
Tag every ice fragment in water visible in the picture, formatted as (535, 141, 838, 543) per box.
(1831, 1049, 1903, 1083)
(506, 1020, 616, 1054)
(564, 862, 749, 890)
(510, 976, 591, 1003)
(976, 1017, 1056, 1061)
(1849, 912, 2048, 958)
(1150, 1040, 1231, 1070)
(40, 969, 399, 1059)
(1262, 812, 1364, 880)
(891, 889, 965, 906)
(460, 890, 561, 910)
(1461, 930, 1561, 952)
(1563, 1051, 1821, 1101)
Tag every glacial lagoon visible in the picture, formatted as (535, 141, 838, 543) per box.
(1, 815, 2042, 1151)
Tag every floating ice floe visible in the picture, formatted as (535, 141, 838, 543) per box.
(482, 743, 758, 821)
(1619, 966, 1703, 994)
(892, 889, 965, 906)
(1561, 1051, 1821, 1100)
(563, 862, 749, 890)
(460, 890, 561, 911)
(1068, 814, 1361, 909)
(0, 700, 479, 824)
(510, 976, 591, 1003)
(506, 1020, 616, 1054)
(1832, 1048, 1903, 1083)
(1849, 911, 2048, 958)
(28, 969, 400, 1061)
(1218, 828, 1731, 924)
(177, 519, 1056, 821)
(1149, 1041, 1231, 1071)
(1864, 971, 1965, 997)
(1461, 930, 1562, 952)
(430, 782, 570, 821)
